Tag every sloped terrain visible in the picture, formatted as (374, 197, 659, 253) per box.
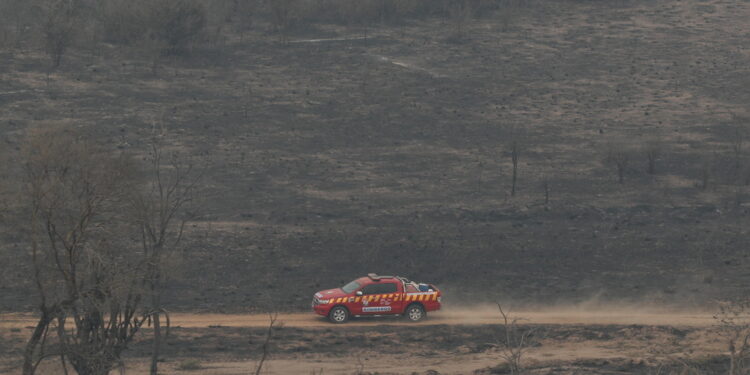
(2, 0, 750, 313)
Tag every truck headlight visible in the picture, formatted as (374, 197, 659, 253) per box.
(318, 299, 329, 304)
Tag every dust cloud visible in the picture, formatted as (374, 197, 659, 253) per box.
(0, 296, 718, 329)
(436, 302, 715, 327)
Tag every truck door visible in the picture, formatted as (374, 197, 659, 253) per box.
(360, 282, 399, 315)
(346, 280, 370, 316)
(390, 281, 405, 314)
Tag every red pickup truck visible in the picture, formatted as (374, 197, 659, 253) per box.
(312, 274, 442, 323)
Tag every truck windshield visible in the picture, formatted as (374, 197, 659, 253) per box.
(341, 280, 360, 293)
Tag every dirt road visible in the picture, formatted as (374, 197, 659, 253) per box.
(1, 306, 727, 375)
(0, 306, 716, 329)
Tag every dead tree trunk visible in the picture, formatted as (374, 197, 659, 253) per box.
(255, 313, 278, 375)
(22, 309, 52, 375)
(511, 141, 519, 196)
(149, 288, 162, 375)
(606, 147, 630, 184)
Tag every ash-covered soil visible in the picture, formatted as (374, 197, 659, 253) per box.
(3, 0, 750, 313)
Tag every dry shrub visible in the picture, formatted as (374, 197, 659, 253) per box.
(177, 359, 203, 370)
(715, 300, 750, 375)
(496, 303, 539, 375)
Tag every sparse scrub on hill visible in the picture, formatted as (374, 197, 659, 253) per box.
(289, 0, 436, 25)
(0, 0, 516, 60)
(261, 0, 498, 31)
(2, 0, 506, 60)
(100, 0, 206, 55)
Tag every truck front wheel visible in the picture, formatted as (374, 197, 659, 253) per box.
(328, 306, 349, 324)
(405, 304, 425, 322)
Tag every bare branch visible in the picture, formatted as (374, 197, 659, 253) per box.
(255, 312, 279, 375)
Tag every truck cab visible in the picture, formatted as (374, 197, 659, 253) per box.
(312, 274, 441, 323)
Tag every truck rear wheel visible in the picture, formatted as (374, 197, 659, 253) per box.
(328, 306, 349, 324)
(405, 304, 425, 322)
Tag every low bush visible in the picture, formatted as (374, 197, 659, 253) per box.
(177, 359, 203, 370)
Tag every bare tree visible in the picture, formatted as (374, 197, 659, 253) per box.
(0, 142, 11, 222)
(446, 0, 475, 40)
(644, 140, 662, 175)
(497, 0, 525, 32)
(269, 0, 297, 43)
(128, 138, 200, 375)
(41, 0, 78, 69)
(148, 0, 207, 56)
(20, 127, 151, 375)
(232, 0, 257, 42)
(98, 0, 147, 45)
(605, 145, 631, 184)
(348, 0, 379, 43)
(732, 126, 745, 182)
(699, 153, 715, 191)
(142, 33, 168, 76)
(496, 303, 537, 375)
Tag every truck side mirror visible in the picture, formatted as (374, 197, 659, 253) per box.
(356, 291, 363, 296)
